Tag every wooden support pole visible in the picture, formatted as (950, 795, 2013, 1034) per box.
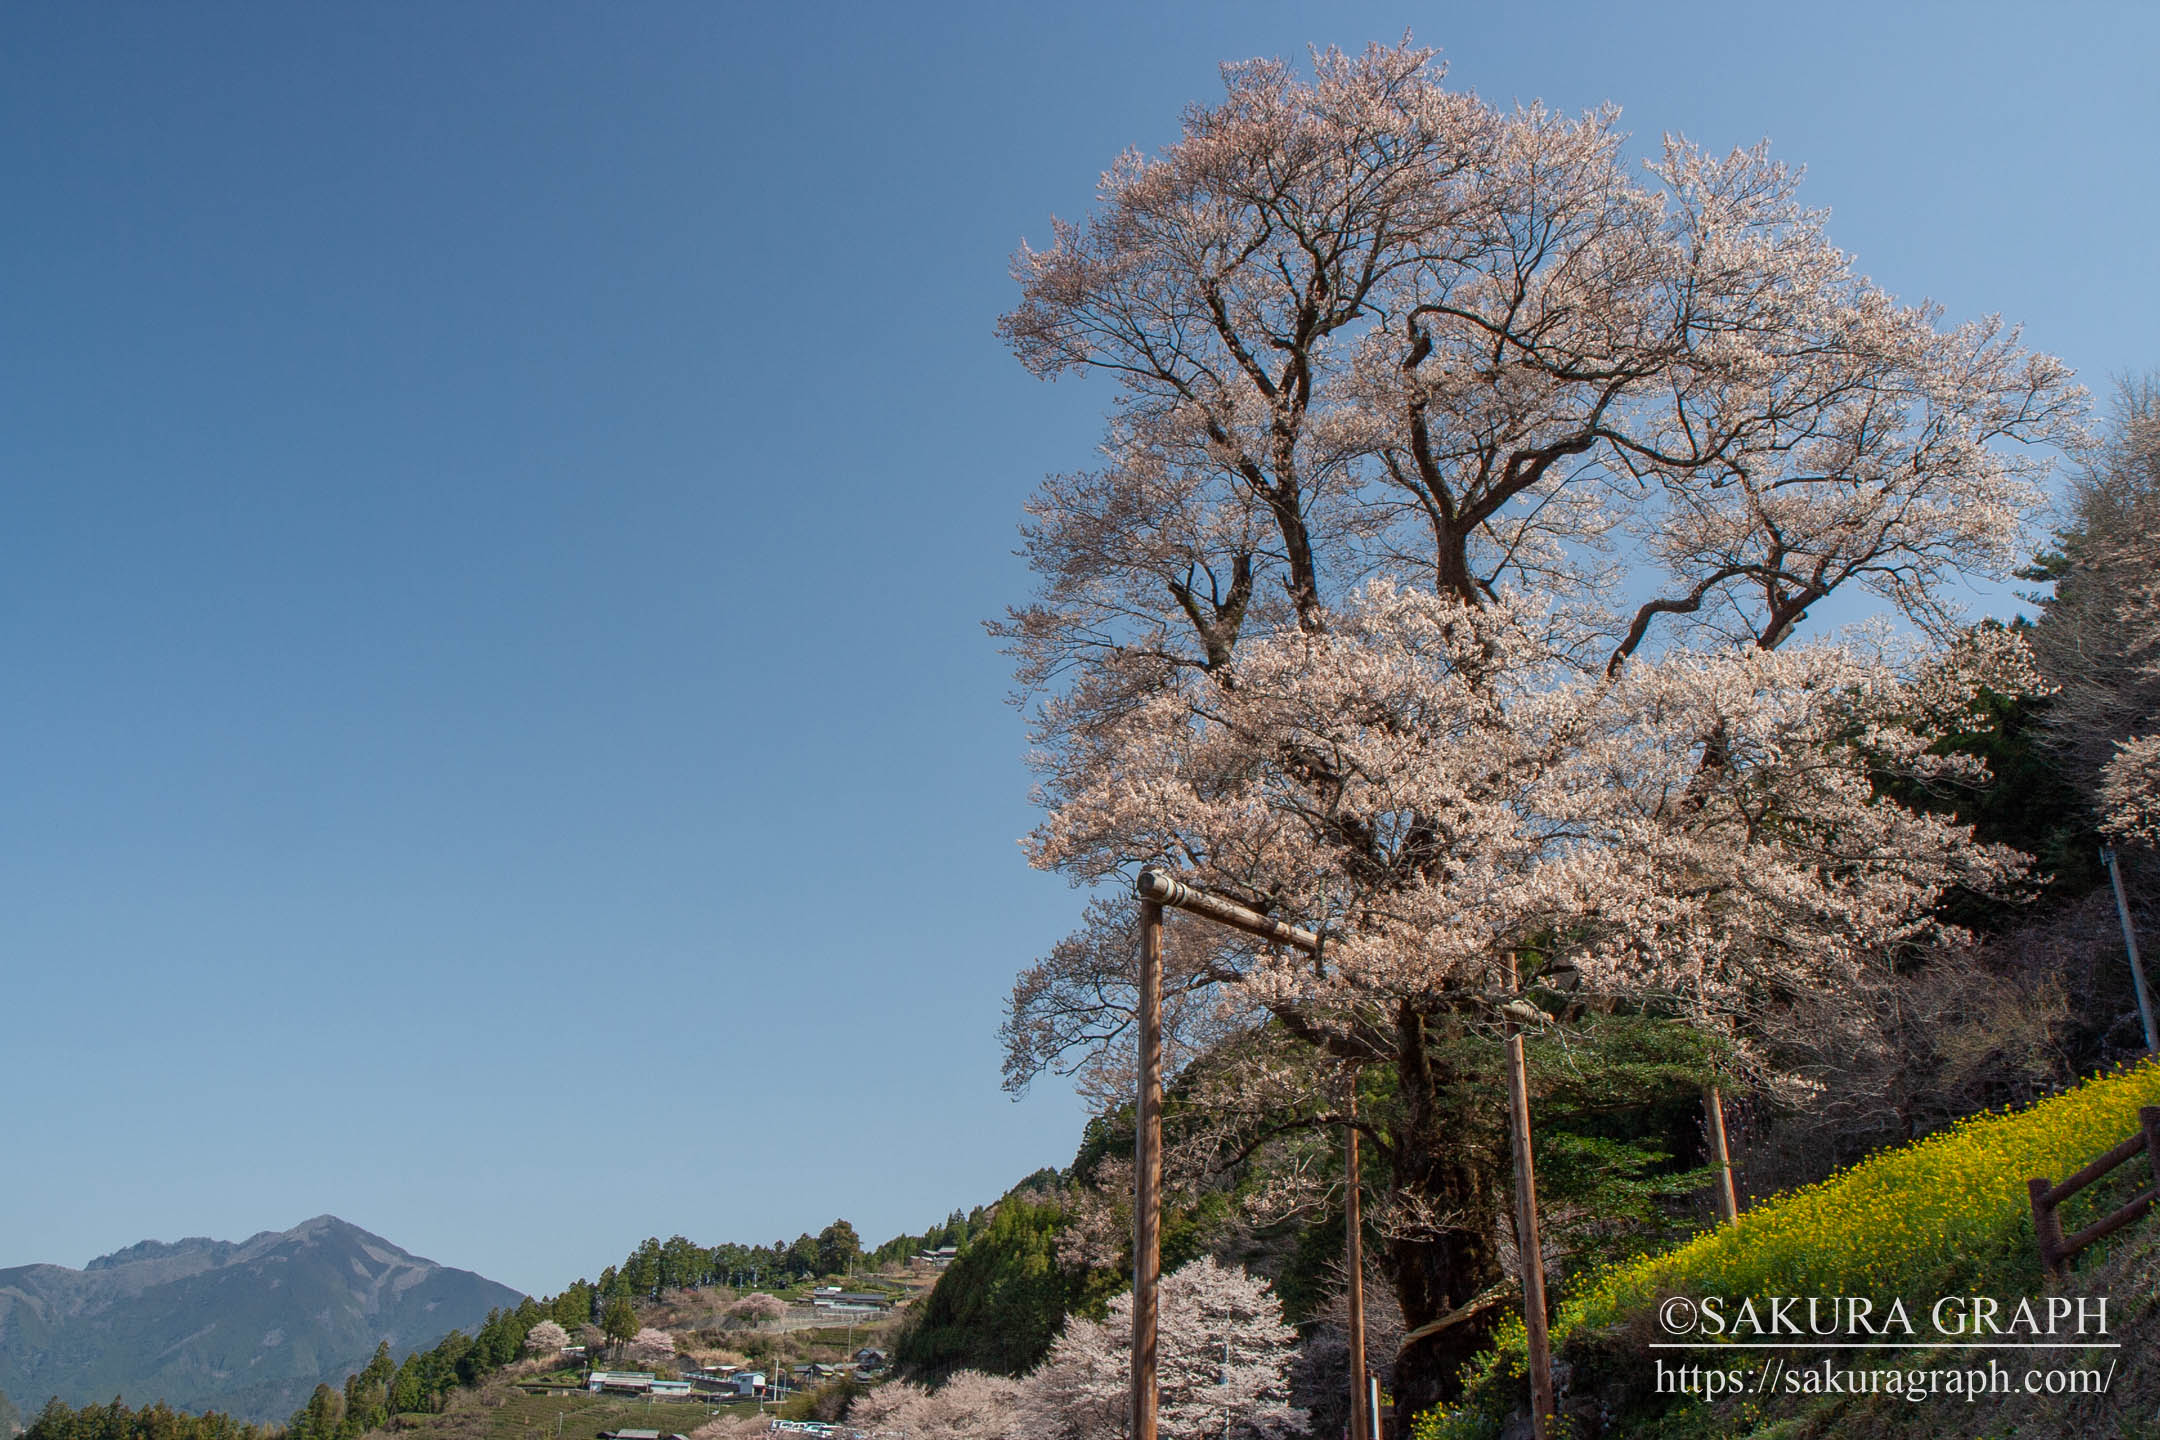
(1132, 898, 1164, 1440)
(2028, 1175, 2067, 1277)
(2101, 846, 2157, 1054)
(1346, 1073, 1368, 1440)
(1133, 867, 1563, 1438)
(1503, 1013, 1553, 1440)
(1704, 1085, 1738, 1224)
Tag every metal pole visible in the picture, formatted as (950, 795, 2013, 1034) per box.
(1133, 897, 1164, 1440)
(1704, 1085, 1738, 1223)
(1503, 1008, 1553, 1440)
(2101, 846, 2157, 1054)
(1346, 1072, 1368, 1440)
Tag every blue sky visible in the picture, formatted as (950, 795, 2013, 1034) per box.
(3, 2, 2154, 1297)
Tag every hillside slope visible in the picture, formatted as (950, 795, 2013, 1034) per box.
(1426, 1060, 2160, 1438)
(1763, 1219, 2158, 1439)
(0, 1217, 522, 1422)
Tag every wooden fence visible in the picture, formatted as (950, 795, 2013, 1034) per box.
(2027, 1105, 2160, 1276)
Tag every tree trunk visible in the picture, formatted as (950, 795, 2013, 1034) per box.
(1380, 1006, 1509, 1418)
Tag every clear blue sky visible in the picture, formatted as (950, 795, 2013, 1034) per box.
(3, 2, 2153, 1298)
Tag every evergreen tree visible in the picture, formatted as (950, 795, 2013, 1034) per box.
(814, 1220, 861, 1277)
(342, 1342, 394, 1435)
(625, 1238, 662, 1297)
(286, 1384, 342, 1440)
(390, 1352, 427, 1416)
(659, 1235, 705, 1290)
(601, 1295, 639, 1352)
(24, 1398, 276, 1440)
(551, 1279, 595, 1329)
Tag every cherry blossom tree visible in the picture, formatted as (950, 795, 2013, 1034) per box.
(522, 1320, 571, 1359)
(2028, 376, 2160, 843)
(1018, 585, 2035, 1397)
(1291, 1266, 1406, 1440)
(623, 1327, 676, 1369)
(996, 40, 2079, 1415)
(724, 1293, 786, 1329)
(2102, 736, 2160, 844)
(1013, 1257, 1302, 1440)
(852, 1370, 1024, 1439)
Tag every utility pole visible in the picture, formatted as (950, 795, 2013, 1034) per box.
(2102, 845, 2157, 1054)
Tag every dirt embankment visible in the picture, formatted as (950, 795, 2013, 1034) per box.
(1757, 1224, 2159, 1440)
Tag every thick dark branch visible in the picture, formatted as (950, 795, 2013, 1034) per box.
(1607, 565, 1753, 675)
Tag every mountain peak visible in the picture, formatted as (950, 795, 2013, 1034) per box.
(84, 1237, 228, 1273)
(2, 1220, 522, 1421)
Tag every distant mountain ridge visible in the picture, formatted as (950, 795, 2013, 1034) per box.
(0, 1216, 523, 1423)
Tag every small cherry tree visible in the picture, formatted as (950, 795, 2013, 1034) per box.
(1015, 1257, 1303, 1440)
(852, 1370, 1023, 1439)
(2103, 736, 2160, 843)
(522, 1320, 571, 1359)
(725, 1293, 786, 1329)
(624, 1328, 675, 1370)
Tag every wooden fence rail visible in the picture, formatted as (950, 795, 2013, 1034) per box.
(2027, 1105, 2160, 1276)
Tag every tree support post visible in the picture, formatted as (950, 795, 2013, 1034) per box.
(1704, 1085, 1739, 1223)
(2101, 845, 2156, 1054)
(1502, 994, 1554, 1440)
(1346, 1071, 1368, 1440)
(1135, 868, 1369, 1433)
(1133, 896, 1164, 1440)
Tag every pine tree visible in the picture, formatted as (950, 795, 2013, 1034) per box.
(601, 1296, 638, 1353)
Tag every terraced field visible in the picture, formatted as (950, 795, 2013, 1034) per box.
(487, 1391, 759, 1440)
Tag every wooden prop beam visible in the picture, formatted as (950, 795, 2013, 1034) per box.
(1346, 1074, 1368, 1440)
(1131, 868, 1559, 1440)
(1133, 897, 1164, 1440)
(1504, 1018, 1554, 1440)
(1136, 867, 1321, 954)
(1705, 1085, 1739, 1223)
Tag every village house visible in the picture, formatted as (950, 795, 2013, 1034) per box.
(585, 1372, 656, 1395)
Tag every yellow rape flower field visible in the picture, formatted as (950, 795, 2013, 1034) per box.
(1564, 1059, 2160, 1335)
(1420, 1061, 2160, 1438)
